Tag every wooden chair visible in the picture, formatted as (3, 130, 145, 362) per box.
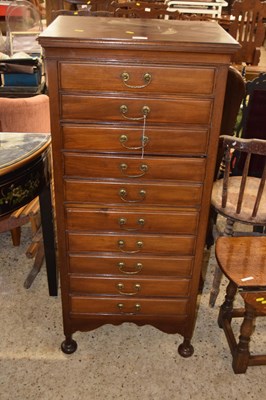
(209, 136, 266, 307)
(111, 1, 182, 19)
(64, 0, 114, 11)
(205, 66, 245, 250)
(0, 95, 51, 288)
(51, 9, 114, 20)
(234, 72, 266, 177)
(208, 72, 266, 305)
(228, 0, 265, 66)
(29, 0, 46, 18)
(215, 66, 246, 178)
(216, 236, 266, 374)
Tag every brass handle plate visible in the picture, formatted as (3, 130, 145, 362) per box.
(118, 217, 145, 231)
(120, 105, 150, 120)
(118, 262, 143, 274)
(118, 239, 143, 254)
(120, 163, 148, 178)
(119, 134, 149, 150)
(121, 72, 152, 89)
(119, 188, 146, 203)
(116, 282, 141, 296)
(117, 303, 141, 313)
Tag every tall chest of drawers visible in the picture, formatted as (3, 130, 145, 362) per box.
(39, 16, 239, 356)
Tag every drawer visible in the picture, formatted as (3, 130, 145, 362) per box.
(64, 180, 203, 207)
(62, 125, 209, 156)
(70, 296, 189, 316)
(64, 153, 206, 182)
(66, 208, 199, 235)
(67, 232, 196, 255)
(60, 63, 215, 95)
(69, 276, 190, 297)
(61, 94, 212, 125)
(68, 254, 193, 277)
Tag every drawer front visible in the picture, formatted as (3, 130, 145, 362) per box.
(67, 233, 196, 255)
(61, 94, 212, 125)
(62, 125, 209, 155)
(60, 63, 215, 95)
(70, 296, 188, 316)
(69, 276, 190, 297)
(64, 180, 203, 207)
(64, 153, 206, 182)
(66, 208, 199, 235)
(68, 254, 193, 277)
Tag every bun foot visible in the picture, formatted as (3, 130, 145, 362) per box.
(61, 338, 78, 354)
(178, 339, 194, 358)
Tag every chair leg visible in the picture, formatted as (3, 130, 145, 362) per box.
(205, 208, 217, 249)
(209, 265, 223, 307)
(232, 302, 256, 374)
(218, 280, 237, 327)
(209, 218, 235, 307)
(23, 241, 45, 289)
(10, 227, 21, 246)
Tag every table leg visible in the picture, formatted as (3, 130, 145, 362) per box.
(39, 181, 58, 296)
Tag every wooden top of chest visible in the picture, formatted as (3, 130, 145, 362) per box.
(39, 16, 239, 54)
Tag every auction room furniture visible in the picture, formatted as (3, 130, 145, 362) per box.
(209, 136, 266, 307)
(166, 0, 228, 18)
(112, 1, 182, 19)
(228, 0, 265, 66)
(0, 94, 50, 247)
(209, 73, 266, 306)
(39, 16, 239, 355)
(216, 235, 266, 374)
(214, 65, 245, 179)
(235, 72, 266, 177)
(0, 132, 57, 295)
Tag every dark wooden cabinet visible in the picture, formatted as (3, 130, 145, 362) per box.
(39, 16, 239, 356)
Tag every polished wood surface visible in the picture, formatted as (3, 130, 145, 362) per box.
(216, 236, 266, 287)
(39, 16, 239, 355)
(111, 1, 182, 19)
(228, 0, 265, 66)
(216, 236, 266, 373)
(39, 15, 238, 49)
(209, 135, 266, 306)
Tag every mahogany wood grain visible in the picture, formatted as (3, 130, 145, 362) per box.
(216, 236, 266, 373)
(68, 253, 194, 276)
(39, 16, 239, 356)
(66, 207, 199, 234)
(62, 125, 209, 155)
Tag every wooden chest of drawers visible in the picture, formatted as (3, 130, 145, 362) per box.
(39, 16, 239, 356)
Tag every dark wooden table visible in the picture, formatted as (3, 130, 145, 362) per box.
(0, 132, 57, 296)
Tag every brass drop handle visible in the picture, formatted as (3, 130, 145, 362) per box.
(116, 282, 141, 296)
(117, 303, 124, 311)
(118, 240, 143, 254)
(121, 72, 152, 89)
(119, 217, 145, 231)
(118, 262, 143, 274)
(119, 188, 146, 203)
(120, 163, 148, 178)
(119, 134, 149, 150)
(116, 303, 141, 312)
(120, 105, 150, 120)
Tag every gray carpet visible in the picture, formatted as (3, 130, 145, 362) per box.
(0, 224, 266, 400)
